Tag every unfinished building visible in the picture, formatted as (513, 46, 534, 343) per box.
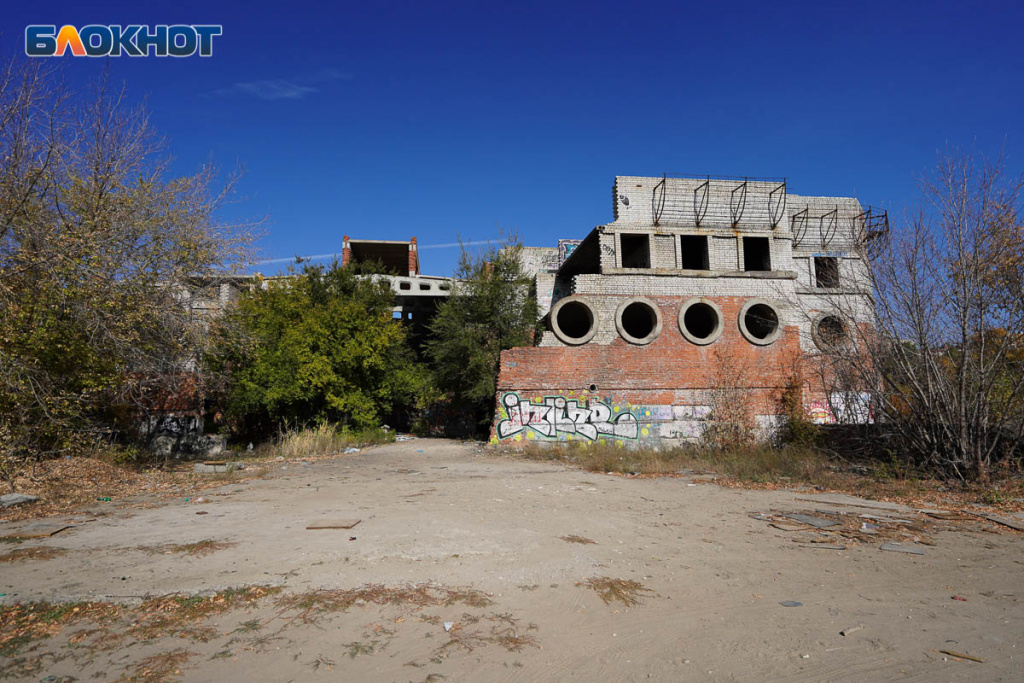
(493, 174, 884, 446)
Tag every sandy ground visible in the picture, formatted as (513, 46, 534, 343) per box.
(2, 438, 1023, 682)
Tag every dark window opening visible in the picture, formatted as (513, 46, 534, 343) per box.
(399, 281, 411, 291)
(683, 303, 719, 340)
(818, 316, 846, 345)
(743, 237, 771, 272)
(815, 257, 840, 288)
(620, 233, 651, 268)
(555, 301, 594, 340)
(744, 303, 778, 340)
(680, 235, 709, 270)
(621, 301, 657, 339)
(418, 282, 431, 291)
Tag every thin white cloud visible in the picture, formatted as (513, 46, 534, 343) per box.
(215, 69, 351, 101)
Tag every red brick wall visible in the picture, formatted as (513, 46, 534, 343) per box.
(492, 295, 804, 444)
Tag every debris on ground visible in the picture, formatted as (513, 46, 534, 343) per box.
(840, 625, 863, 636)
(306, 519, 362, 530)
(879, 542, 925, 555)
(779, 601, 803, 607)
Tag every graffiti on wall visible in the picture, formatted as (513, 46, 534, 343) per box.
(808, 393, 874, 425)
(496, 393, 639, 441)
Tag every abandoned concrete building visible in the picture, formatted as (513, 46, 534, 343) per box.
(493, 174, 884, 447)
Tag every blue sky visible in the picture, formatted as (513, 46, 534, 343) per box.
(5, 0, 1023, 275)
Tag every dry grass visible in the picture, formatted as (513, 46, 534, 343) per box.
(126, 586, 281, 643)
(0, 546, 67, 563)
(515, 441, 1024, 511)
(118, 648, 194, 683)
(0, 601, 122, 656)
(560, 535, 596, 545)
(276, 584, 493, 624)
(576, 577, 653, 607)
(268, 423, 394, 459)
(139, 540, 237, 558)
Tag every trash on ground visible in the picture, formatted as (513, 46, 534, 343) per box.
(951, 595, 968, 601)
(939, 649, 983, 663)
(444, 621, 454, 632)
(860, 522, 879, 534)
(840, 625, 863, 636)
(879, 542, 925, 555)
(343, 447, 361, 454)
(779, 600, 803, 607)
(306, 519, 361, 530)
(783, 513, 839, 529)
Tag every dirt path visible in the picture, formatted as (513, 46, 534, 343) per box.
(2, 438, 1022, 681)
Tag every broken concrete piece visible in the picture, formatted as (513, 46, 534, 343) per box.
(879, 542, 925, 555)
(796, 494, 913, 514)
(193, 462, 237, 474)
(840, 625, 863, 636)
(807, 544, 846, 550)
(0, 493, 39, 508)
(978, 514, 1024, 532)
(783, 513, 839, 529)
(306, 519, 361, 530)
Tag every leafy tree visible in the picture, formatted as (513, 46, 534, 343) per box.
(0, 60, 253, 477)
(211, 262, 426, 436)
(425, 236, 538, 435)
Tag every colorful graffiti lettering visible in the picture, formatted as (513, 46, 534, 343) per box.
(496, 393, 639, 441)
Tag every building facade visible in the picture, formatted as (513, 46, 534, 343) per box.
(492, 175, 883, 447)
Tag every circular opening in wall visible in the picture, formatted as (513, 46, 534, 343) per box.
(678, 299, 723, 345)
(588, 383, 598, 392)
(815, 315, 847, 348)
(738, 299, 782, 345)
(550, 297, 598, 345)
(615, 298, 662, 345)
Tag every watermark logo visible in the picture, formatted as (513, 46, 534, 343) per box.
(25, 25, 222, 57)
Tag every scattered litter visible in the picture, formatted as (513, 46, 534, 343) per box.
(416, 449, 424, 453)
(343, 447, 361, 454)
(783, 513, 839, 529)
(840, 625, 863, 636)
(196, 511, 208, 515)
(951, 595, 968, 602)
(247, 443, 254, 451)
(880, 542, 925, 555)
(96, 497, 112, 502)
(0, 493, 39, 508)
(348, 536, 357, 541)
(396, 435, 415, 442)
(860, 522, 879, 534)
(444, 622, 454, 632)
(939, 649, 983, 663)
(779, 601, 803, 607)
(306, 519, 361, 530)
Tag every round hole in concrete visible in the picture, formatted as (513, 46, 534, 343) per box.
(815, 315, 847, 348)
(738, 300, 781, 345)
(678, 299, 723, 345)
(550, 297, 599, 345)
(615, 298, 662, 345)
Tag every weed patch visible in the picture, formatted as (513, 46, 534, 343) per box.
(0, 546, 67, 563)
(577, 577, 653, 607)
